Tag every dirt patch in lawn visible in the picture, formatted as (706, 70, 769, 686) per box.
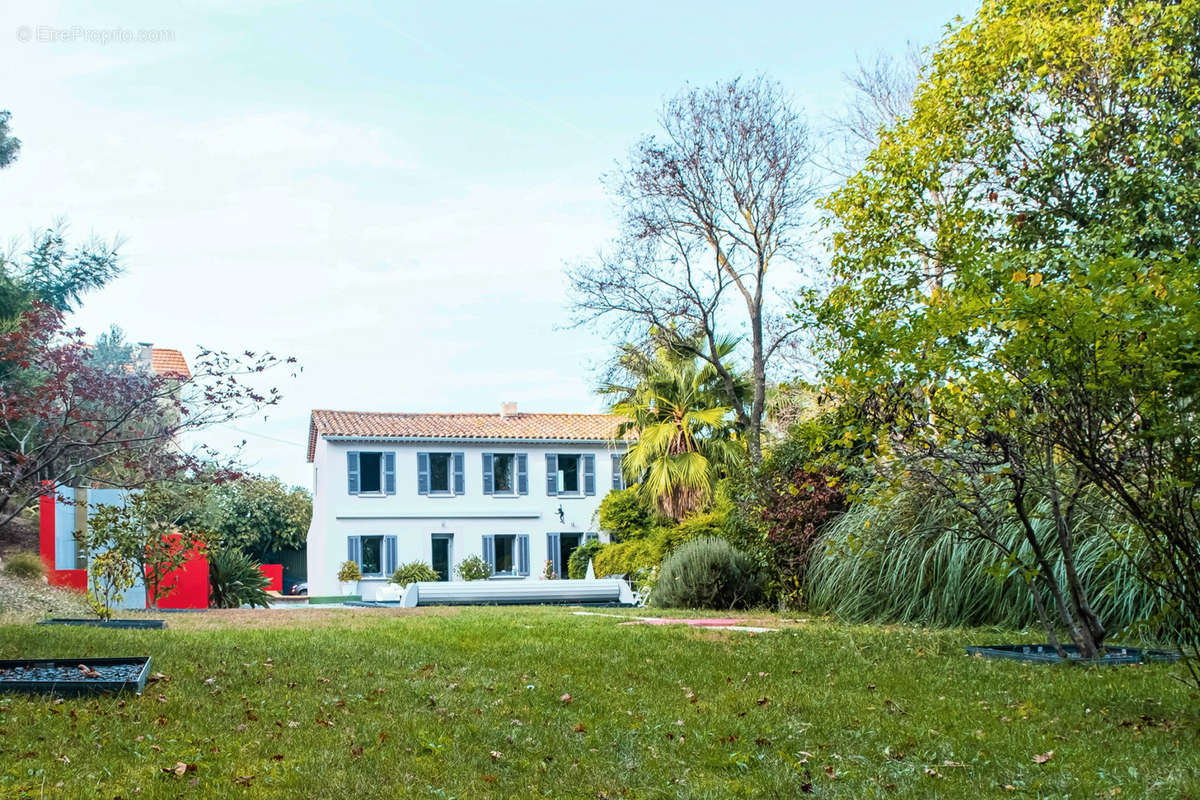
(162, 605, 462, 631)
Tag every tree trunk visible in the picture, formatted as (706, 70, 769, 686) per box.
(747, 306, 766, 464)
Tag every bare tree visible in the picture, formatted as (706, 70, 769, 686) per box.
(570, 76, 818, 462)
(827, 45, 925, 179)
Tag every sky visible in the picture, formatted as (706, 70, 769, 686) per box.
(0, 0, 975, 489)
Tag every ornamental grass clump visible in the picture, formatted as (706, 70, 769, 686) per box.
(2, 551, 44, 581)
(389, 561, 439, 587)
(652, 536, 764, 610)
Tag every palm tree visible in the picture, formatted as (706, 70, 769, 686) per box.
(603, 338, 747, 521)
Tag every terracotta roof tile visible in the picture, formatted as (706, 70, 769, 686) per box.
(307, 409, 628, 462)
(150, 348, 191, 378)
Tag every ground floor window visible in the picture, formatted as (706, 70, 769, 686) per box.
(347, 535, 396, 578)
(483, 534, 529, 577)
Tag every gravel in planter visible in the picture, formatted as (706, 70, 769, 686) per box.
(967, 644, 1179, 665)
(0, 656, 152, 695)
(38, 618, 168, 629)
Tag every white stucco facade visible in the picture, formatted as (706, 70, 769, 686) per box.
(306, 430, 626, 597)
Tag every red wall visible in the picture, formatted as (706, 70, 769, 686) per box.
(259, 563, 283, 592)
(38, 486, 210, 608)
(38, 490, 87, 593)
(149, 539, 209, 610)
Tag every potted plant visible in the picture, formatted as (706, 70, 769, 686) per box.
(454, 554, 493, 581)
(337, 560, 362, 595)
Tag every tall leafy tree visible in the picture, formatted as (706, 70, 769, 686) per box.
(200, 475, 311, 560)
(819, 0, 1200, 664)
(604, 339, 746, 521)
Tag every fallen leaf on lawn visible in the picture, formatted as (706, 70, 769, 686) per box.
(315, 718, 334, 727)
(204, 677, 216, 685)
(234, 775, 254, 786)
(162, 761, 196, 777)
(270, 754, 284, 761)
(574, 723, 586, 733)
(157, 695, 167, 703)
(148, 672, 169, 683)
(756, 696, 769, 706)
(57, 754, 69, 764)
(1033, 750, 1054, 764)
(560, 693, 573, 704)
(481, 775, 496, 783)
(824, 765, 835, 777)
(489, 750, 502, 760)
(925, 767, 942, 778)
(350, 745, 363, 758)
(800, 782, 814, 793)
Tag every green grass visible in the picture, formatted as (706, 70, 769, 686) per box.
(0, 607, 1197, 799)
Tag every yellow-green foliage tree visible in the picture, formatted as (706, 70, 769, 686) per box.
(820, 0, 1200, 664)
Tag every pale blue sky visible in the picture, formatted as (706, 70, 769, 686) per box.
(0, 0, 974, 488)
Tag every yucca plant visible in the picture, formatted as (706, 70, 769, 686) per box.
(208, 548, 272, 609)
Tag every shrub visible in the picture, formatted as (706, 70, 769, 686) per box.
(455, 554, 492, 581)
(567, 539, 604, 579)
(389, 561, 439, 587)
(337, 561, 362, 582)
(593, 501, 732, 581)
(87, 550, 136, 620)
(652, 536, 765, 610)
(209, 549, 272, 609)
(2, 551, 44, 581)
(597, 488, 654, 541)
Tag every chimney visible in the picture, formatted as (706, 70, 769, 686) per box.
(500, 401, 518, 419)
(136, 342, 154, 369)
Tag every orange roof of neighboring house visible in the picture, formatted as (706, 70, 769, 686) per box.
(149, 348, 191, 378)
(307, 409, 629, 462)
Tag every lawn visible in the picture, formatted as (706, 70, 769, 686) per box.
(0, 607, 1197, 799)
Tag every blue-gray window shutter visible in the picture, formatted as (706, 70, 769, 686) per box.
(384, 452, 396, 494)
(482, 453, 494, 495)
(611, 453, 624, 490)
(453, 452, 465, 495)
(347, 451, 360, 495)
(347, 536, 361, 565)
(517, 534, 530, 576)
(583, 454, 596, 496)
(517, 454, 528, 495)
(417, 452, 430, 495)
(546, 532, 560, 578)
(384, 535, 397, 575)
(482, 535, 495, 571)
(545, 454, 558, 496)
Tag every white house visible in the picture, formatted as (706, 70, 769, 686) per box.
(305, 403, 629, 597)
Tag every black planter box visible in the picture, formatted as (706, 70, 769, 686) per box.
(0, 656, 152, 696)
(967, 644, 1180, 665)
(38, 618, 167, 630)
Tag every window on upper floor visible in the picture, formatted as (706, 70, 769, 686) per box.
(545, 453, 595, 496)
(418, 452, 465, 495)
(347, 451, 395, 495)
(483, 452, 528, 495)
(611, 452, 627, 490)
